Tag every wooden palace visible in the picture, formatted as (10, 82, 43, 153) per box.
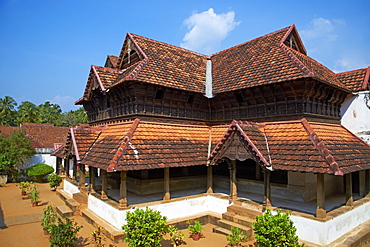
(57, 24, 370, 245)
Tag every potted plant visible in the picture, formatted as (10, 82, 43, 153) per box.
(187, 220, 204, 241)
(18, 181, 32, 195)
(41, 205, 58, 235)
(29, 184, 40, 206)
(47, 173, 62, 191)
(226, 227, 248, 247)
(168, 225, 185, 247)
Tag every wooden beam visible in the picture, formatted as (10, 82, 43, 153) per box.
(207, 165, 213, 194)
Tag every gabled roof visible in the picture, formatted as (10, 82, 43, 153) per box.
(209, 119, 370, 175)
(77, 24, 351, 106)
(81, 120, 228, 171)
(127, 33, 208, 93)
(20, 123, 68, 149)
(65, 125, 103, 161)
(211, 25, 347, 93)
(337, 66, 370, 92)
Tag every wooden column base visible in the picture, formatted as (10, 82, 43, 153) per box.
(101, 191, 108, 200)
(316, 208, 327, 219)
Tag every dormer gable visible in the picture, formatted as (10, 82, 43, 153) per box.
(117, 33, 146, 70)
(280, 24, 307, 55)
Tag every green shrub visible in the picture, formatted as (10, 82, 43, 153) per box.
(48, 173, 62, 190)
(41, 204, 58, 234)
(122, 207, 168, 247)
(226, 227, 248, 247)
(26, 163, 54, 180)
(49, 217, 82, 247)
(252, 209, 304, 247)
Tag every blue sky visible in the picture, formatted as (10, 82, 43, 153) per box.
(1, 0, 369, 112)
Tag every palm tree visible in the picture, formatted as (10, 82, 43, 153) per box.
(17, 101, 38, 124)
(0, 96, 17, 125)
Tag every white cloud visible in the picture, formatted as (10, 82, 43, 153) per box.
(334, 56, 368, 72)
(49, 95, 80, 112)
(301, 17, 344, 41)
(181, 8, 240, 55)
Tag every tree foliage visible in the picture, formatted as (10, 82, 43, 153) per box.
(0, 96, 88, 127)
(252, 209, 304, 247)
(0, 129, 35, 173)
(122, 207, 168, 247)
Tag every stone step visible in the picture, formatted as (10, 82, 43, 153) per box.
(222, 212, 255, 227)
(56, 189, 72, 203)
(217, 219, 253, 237)
(66, 198, 81, 215)
(81, 208, 124, 243)
(213, 226, 232, 236)
(56, 205, 73, 218)
(227, 205, 262, 220)
(73, 192, 88, 204)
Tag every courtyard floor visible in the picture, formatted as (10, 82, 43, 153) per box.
(0, 182, 255, 247)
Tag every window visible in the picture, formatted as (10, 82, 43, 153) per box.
(155, 89, 164, 100)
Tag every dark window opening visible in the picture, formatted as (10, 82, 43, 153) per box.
(213, 160, 229, 177)
(270, 170, 288, 184)
(187, 95, 195, 104)
(155, 89, 164, 99)
(235, 93, 245, 103)
(236, 159, 262, 180)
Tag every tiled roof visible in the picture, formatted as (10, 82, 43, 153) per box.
(20, 123, 69, 149)
(66, 126, 103, 161)
(209, 119, 370, 175)
(336, 67, 370, 92)
(50, 144, 66, 158)
(81, 120, 229, 171)
(129, 34, 207, 93)
(78, 24, 352, 103)
(211, 26, 347, 93)
(106, 55, 119, 68)
(0, 126, 18, 137)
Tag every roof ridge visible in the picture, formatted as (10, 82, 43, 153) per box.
(336, 66, 368, 75)
(279, 43, 314, 77)
(107, 118, 140, 172)
(211, 25, 291, 57)
(129, 33, 209, 58)
(301, 118, 344, 175)
(125, 58, 149, 80)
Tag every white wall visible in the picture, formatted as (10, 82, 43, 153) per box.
(341, 92, 370, 144)
(88, 194, 230, 230)
(291, 200, 370, 245)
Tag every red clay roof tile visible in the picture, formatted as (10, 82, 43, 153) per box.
(337, 66, 370, 91)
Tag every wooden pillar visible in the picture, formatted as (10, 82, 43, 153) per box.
(119, 171, 128, 208)
(345, 173, 353, 207)
(65, 157, 70, 178)
(72, 157, 77, 183)
(365, 170, 370, 197)
(163, 167, 170, 201)
(101, 170, 108, 200)
(229, 160, 237, 202)
(359, 170, 366, 197)
(89, 166, 96, 193)
(316, 173, 326, 218)
(263, 170, 272, 210)
(255, 164, 261, 180)
(207, 165, 213, 194)
(79, 164, 85, 188)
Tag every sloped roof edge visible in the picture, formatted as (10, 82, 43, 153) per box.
(301, 118, 344, 175)
(106, 118, 140, 172)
